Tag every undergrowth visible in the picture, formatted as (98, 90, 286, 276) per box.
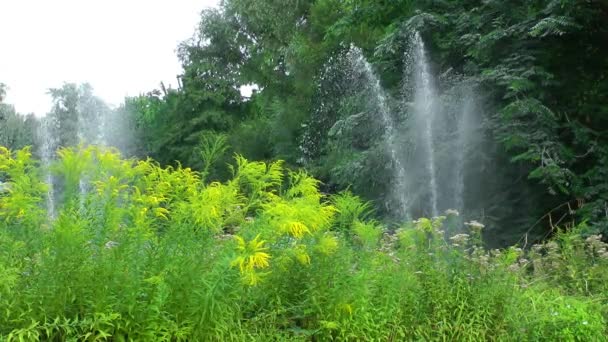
(0, 145, 607, 341)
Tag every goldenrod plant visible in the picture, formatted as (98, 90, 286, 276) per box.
(0, 145, 607, 340)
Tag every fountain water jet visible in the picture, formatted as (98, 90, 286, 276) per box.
(455, 92, 474, 212)
(347, 46, 410, 218)
(75, 91, 112, 206)
(38, 116, 58, 219)
(307, 36, 483, 221)
(411, 32, 439, 217)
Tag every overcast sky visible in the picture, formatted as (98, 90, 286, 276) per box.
(0, 0, 219, 116)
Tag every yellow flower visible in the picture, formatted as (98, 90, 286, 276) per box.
(232, 234, 271, 273)
(231, 235, 271, 286)
(284, 221, 310, 239)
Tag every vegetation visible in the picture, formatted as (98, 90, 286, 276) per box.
(5, 0, 606, 243)
(144, 0, 607, 244)
(1, 146, 607, 340)
(1, 1, 608, 339)
(0, 84, 37, 151)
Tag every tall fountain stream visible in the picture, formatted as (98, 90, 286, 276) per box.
(338, 33, 482, 219)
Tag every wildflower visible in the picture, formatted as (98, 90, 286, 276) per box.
(465, 220, 485, 233)
(490, 249, 502, 258)
(474, 254, 490, 268)
(283, 221, 310, 239)
(449, 233, 470, 246)
(585, 234, 602, 244)
(378, 234, 397, 254)
(232, 235, 271, 273)
(507, 263, 520, 272)
(445, 209, 460, 216)
(585, 234, 608, 256)
(545, 241, 559, 252)
(512, 247, 523, 256)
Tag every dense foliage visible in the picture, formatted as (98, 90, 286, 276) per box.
(126, 0, 608, 244)
(3, 1, 608, 340)
(1, 146, 607, 340)
(0, 84, 37, 151)
(2, 1, 607, 243)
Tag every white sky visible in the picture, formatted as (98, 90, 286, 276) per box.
(0, 0, 219, 116)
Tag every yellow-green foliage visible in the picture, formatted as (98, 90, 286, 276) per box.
(0, 147, 46, 225)
(0, 145, 607, 341)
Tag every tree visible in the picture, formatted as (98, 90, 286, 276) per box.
(0, 83, 37, 151)
(47, 83, 112, 148)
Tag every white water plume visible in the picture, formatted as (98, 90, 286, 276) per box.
(347, 46, 410, 218)
(38, 116, 58, 220)
(411, 32, 439, 217)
